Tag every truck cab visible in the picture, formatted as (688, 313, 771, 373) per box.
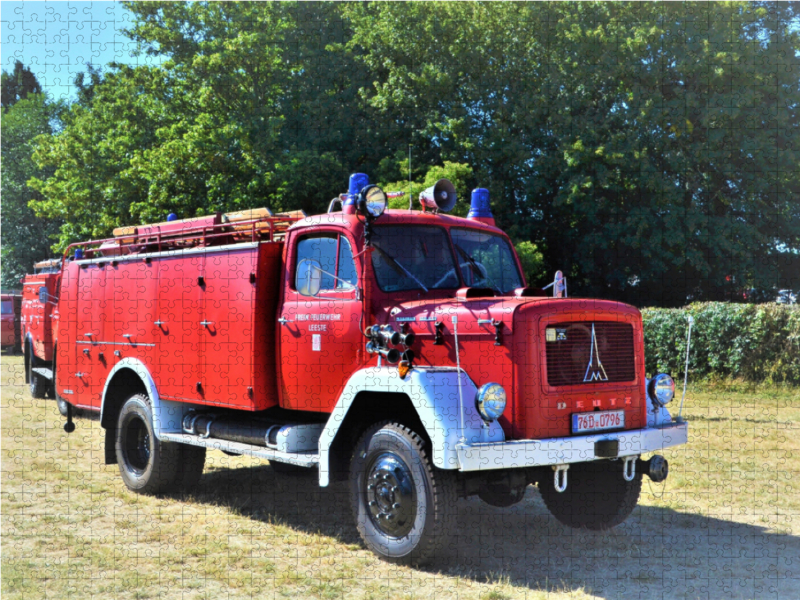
(21, 259, 61, 400)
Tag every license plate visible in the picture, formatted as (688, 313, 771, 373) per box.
(572, 410, 625, 434)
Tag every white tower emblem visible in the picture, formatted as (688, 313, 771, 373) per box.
(583, 323, 609, 382)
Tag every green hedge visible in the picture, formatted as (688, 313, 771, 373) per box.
(641, 303, 800, 385)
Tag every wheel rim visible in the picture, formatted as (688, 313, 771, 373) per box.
(122, 415, 151, 473)
(365, 452, 416, 537)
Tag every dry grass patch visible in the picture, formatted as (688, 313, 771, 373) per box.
(3, 354, 799, 599)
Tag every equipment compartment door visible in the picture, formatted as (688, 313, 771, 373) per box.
(156, 253, 204, 401)
(75, 263, 105, 409)
(202, 247, 258, 409)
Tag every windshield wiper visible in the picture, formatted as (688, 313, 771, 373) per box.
(454, 244, 502, 293)
(373, 244, 429, 292)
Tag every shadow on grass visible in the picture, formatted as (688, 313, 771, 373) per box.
(183, 459, 800, 599)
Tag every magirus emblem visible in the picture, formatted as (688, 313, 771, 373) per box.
(583, 323, 609, 382)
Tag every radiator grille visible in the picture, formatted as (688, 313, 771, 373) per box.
(545, 321, 635, 386)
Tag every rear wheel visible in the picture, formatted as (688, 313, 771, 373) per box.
(57, 397, 70, 416)
(539, 460, 642, 531)
(30, 371, 48, 399)
(350, 422, 456, 566)
(114, 394, 180, 494)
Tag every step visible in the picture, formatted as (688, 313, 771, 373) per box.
(159, 432, 319, 468)
(32, 367, 53, 381)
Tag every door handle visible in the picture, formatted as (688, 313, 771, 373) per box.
(154, 320, 166, 327)
(278, 317, 292, 325)
(200, 321, 214, 327)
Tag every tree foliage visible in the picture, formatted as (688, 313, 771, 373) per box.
(22, 2, 800, 305)
(1, 62, 62, 290)
(1, 60, 42, 111)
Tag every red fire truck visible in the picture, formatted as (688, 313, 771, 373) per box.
(21, 259, 61, 402)
(47, 175, 687, 565)
(1, 293, 22, 352)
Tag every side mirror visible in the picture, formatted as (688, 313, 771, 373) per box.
(553, 270, 567, 298)
(38, 287, 48, 304)
(296, 259, 323, 297)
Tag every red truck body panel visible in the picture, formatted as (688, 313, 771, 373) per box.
(1, 294, 21, 348)
(56, 241, 283, 412)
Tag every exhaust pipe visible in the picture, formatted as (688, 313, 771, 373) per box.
(638, 455, 669, 482)
(183, 412, 280, 447)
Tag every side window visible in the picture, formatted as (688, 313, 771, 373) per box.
(295, 233, 359, 293)
(337, 236, 358, 289)
(296, 235, 337, 290)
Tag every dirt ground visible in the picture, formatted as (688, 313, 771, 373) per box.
(2, 353, 799, 599)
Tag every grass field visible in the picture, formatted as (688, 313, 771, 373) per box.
(2, 353, 799, 599)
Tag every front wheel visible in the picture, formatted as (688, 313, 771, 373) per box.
(114, 394, 180, 494)
(350, 422, 456, 566)
(539, 460, 642, 531)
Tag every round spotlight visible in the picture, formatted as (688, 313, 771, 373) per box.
(475, 383, 507, 422)
(648, 373, 675, 406)
(358, 184, 387, 219)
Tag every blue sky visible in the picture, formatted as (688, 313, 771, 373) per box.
(1, 1, 162, 101)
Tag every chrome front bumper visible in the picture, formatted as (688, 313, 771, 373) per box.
(456, 421, 688, 472)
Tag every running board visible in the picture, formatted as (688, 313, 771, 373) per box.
(159, 432, 319, 468)
(32, 367, 53, 381)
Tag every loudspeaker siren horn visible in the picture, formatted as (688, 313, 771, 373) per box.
(419, 178, 457, 213)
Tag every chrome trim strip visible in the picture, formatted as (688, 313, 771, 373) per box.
(73, 241, 260, 266)
(76, 340, 156, 347)
(159, 432, 319, 468)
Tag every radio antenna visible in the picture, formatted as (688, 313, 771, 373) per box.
(408, 144, 413, 210)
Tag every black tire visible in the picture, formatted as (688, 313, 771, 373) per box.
(114, 394, 180, 494)
(170, 444, 206, 492)
(539, 460, 642, 531)
(30, 371, 48, 399)
(57, 397, 70, 416)
(350, 422, 457, 566)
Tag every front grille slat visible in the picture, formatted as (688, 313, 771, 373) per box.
(545, 321, 635, 386)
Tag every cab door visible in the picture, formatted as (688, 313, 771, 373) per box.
(278, 230, 362, 412)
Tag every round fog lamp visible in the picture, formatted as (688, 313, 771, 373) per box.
(648, 373, 675, 406)
(476, 383, 507, 421)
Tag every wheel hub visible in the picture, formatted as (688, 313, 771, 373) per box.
(124, 416, 151, 473)
(365, 453, 416, 537)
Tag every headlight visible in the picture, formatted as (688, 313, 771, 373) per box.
(475, 383, 507, 421)
(648, 373, 675, 406)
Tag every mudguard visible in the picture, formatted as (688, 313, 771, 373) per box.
(100, 358, 190, 435)
(317, 366, 505, 486)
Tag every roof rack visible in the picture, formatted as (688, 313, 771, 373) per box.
(33, 259, 62, 274)
(66, 208, 306, 261)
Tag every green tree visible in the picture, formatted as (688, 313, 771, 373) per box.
(1, 92, 63, 290)
(344, 1, 800, 305)
(1, 60, 42, 111)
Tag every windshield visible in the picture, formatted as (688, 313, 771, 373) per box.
(371, 226, 459, 292)
(450, 228, 523, 293)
